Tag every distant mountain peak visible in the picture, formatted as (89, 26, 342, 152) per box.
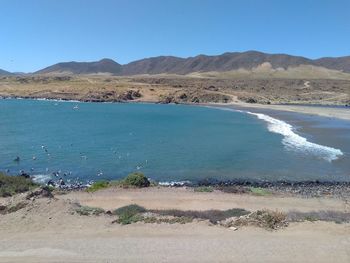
(35, 58, 122, 74)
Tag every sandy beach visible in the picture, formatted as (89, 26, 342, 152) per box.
(1, 187, 349, 263)
(228, 101, 350, 121)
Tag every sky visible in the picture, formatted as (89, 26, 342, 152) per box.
(1, 0, 350, 72)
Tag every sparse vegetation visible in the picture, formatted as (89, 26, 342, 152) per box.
(149, 208, 250, 224)
(0, 173, 38, 197)
(249, 187, 271, 196)
(75, 205, 105, 216)
(143, 216, 193, 224)
(234, 209, 288, 230)
(287, 210, 350, 224)
(87, 180, 110, 192)
(194, 186, 214, 192)
(113, 204, 146, 224)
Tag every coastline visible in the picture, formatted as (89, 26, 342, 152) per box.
(2, 95, 349, 120)
(222, 101, 350, 121)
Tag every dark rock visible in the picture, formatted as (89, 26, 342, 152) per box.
(159, 96, 174, 104)
(191, 97, 200, 103)
(205, 85, 219, 91)
(26, 186, 54, 199)
(246, 97, 258, 103)
(178, 93, 188, 100)
(118, 90, 142, 101)
(19, 172, 30, 179)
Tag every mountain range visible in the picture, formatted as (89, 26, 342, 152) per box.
(0, 69, 12, 76)
(2, 51, 350, 76)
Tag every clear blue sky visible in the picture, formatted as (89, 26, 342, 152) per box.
(1, 0, 350, 72)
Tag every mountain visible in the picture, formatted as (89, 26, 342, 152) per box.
(36, 58, 122, 75)
(122, 51, 350, 75)
(314, 56, 350, 72)
(33, 51, 350, 75)
(121, 51, 315, 75)
(0, 69, 12, 76)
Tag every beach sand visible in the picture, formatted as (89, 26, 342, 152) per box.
(227, 102, 350, 121)
(1, 187, 349, 263)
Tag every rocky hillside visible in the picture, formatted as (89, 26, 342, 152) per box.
(0, 69, 12, 76)
(33, 51, 350, 75)
(36, 58, 122, 75)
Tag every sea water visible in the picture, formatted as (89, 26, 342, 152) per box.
(0, 99, 349, 183)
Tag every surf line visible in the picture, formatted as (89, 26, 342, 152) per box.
(208, 106, 343, 162)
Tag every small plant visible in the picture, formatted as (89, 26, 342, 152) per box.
(194, 186, 213, 193)
(87, 181, 110, 192)
(75, 205, 105, 216)
(5, 201, 28, 213)
(249, 187, 271, 196)
(287, 210, 350, 224)
(121, 172, 150, 188)
(0, 173, 38, 197)
(150, 208, 250, 224)
(244, 209, 288, 229)
(113, 204, 147, 225)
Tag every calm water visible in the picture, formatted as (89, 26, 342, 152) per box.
(0, 99, 349, 183)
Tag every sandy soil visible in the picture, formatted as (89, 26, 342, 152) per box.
(227, 101, 350, 121)
(1, 188, 349, 262)
(59, 187, 349, 212)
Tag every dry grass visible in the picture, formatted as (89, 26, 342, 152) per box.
(287, 210, 350, 224)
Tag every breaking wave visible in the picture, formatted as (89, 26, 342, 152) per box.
(247, 112, 343, 162)
(208, 106, 343, 162)
(31, 174, 52, 184)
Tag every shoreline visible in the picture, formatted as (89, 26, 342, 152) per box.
(220, 101, 350, 121)
(1, 95, 349, 120)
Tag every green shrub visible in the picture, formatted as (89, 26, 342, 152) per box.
(0, 173, 38, 197)
(75, 205, 105, 216)
(87, 181, 110, 192)
(249, 187, 271, 196)
(121, 173, 150, 188)
(113, 204, 146, 224)
(194, 186, 213, 192)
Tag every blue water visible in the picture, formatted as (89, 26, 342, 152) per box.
(0, 99, 349, 183)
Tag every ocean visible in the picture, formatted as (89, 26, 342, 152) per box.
(0, 99, 349, 184)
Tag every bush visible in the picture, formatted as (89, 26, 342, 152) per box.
(249, 187, 271, 196)
(75, 205, 105, 216)
(234, 209, 287, 230)
(0, 173, 38, 197)
(121, 173, 150, 188)
(113, 204, 147, 225)
(194, 186, 213, 192)
(150, 208, 250, 224)
(87, 181, 110, 192)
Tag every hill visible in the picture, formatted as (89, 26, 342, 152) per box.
(0, 69, 12, 76)
(33, 51, 350, 76)
(36, 58, 122, 75)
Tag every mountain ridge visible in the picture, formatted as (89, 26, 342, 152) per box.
(23, 51, 350, 75)
(0, 69, 12, 76)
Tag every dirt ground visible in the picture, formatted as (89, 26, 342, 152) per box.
(0, 187, 349, 263)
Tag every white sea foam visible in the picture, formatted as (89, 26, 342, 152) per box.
(248, 111, 343, 162)
(207, 106, 343, 162)
(158, 180, 192, 187)
(31, 174, 52, 184)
